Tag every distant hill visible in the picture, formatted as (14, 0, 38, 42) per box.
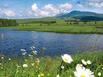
(57, 10, 103, 21)
(9, 10, 103, 24)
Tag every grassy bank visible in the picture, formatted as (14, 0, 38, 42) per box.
(1, 20, 103, 34)
(0, 51, 103, 77)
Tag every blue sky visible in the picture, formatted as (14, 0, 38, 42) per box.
(0, 0, 103, 18)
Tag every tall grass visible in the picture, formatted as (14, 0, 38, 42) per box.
(0, 51, 103, 77)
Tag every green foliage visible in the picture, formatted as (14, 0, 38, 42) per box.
(1, 19, 103, 34)
(0, 51, 103, 77)
(0, 19, 17, 27)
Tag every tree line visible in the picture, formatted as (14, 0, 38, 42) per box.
(0, 19, 18, 27)
(64, 19, 97, 24)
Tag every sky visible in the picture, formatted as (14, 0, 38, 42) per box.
(0, 0, 103, 19)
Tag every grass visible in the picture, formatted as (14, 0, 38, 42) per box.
(1, 20, 103, 34)
(0, 19, 103, 77)
(0, 51, 103, 77)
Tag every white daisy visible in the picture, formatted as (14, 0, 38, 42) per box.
(61, 54, 73, 63)
(98, 72, 101, 76)
(56, 74, 60, 77)
(74, 64, 95, 77)
(87, 60, 92, 65)
(20, 49, 26, 52)
(22, 52, 27, 56)
(61, 65, 64, 69)
(9, 58, 11, 61)
(23, 64, 28, 68)
(30, 46, 35, 50)
(81, 59, 87, 65)
(1, 57, 4, 59)
(76, 64, 83, 70)
(32, 50, 37, 55)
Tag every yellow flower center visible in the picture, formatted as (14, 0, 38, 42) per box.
(80, 74, 86, 77)
(40, 73, 44, 77)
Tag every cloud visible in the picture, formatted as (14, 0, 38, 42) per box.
(0, 4, 16, 17)
(3, 9, 16, 17)
(37, 11, 49, 17)
(89, 2, 103, 8)
(32, 3, 39, 12)
(31, 3, 72, 17)
(88, 0, 103, 8)
(59, 3, 72, 12)
(89, 0, 103, 3)
(0, 7, 16, 17)
(43, 4, 60, 16)
(31, 3, 49, 17)
(76, 4, 84, 8)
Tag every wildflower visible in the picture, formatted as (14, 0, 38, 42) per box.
(32, 50, 37, 55)
(9, 58, 11, 61)
(61, 65, 64, 69)
(98, 72, 101, 76)
(31, 63, 35, 66)
(38, 74, 40, 77)
(35, 58, 40, 66)
(38, 73, 44, 77)
(87, 60, 92, 65)
(76, 64, 83, 69)
(81, 59, 87, 65)
(56, 74, 60, 77)
(23, 64, 28, 68)
(40, 73, 44, 77)
(28, 54, 33, 57)
(1, 56, 4, 59)
(22, 52, 27, 56)
(30, 46, 35, 50)
(74, 64, 94, 77)
(20, 49, 26, 52)
(61, 54, 73, 63)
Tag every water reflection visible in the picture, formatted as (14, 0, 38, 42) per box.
(0, 29, 103, 57)
(0, 33, 4, 40)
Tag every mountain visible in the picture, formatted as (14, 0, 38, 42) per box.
(57, 10, 103, 21)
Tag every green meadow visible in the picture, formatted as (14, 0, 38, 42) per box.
(0, 19, 103, 77)
(0, 51, 103, 77)
(0, 0, 103, 76)
(1, 19, 103, 34)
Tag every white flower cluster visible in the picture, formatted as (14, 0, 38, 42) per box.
(58, 54, 96, 77)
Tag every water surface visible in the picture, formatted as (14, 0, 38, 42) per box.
(0, 28, 103, 57)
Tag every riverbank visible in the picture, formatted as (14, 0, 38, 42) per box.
(0, 51, 103, 77)
(1, 21, 103, 34)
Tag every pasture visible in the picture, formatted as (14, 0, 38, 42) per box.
(2, 19, 103, 34)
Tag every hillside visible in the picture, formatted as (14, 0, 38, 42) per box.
(57, 10, 103, 21)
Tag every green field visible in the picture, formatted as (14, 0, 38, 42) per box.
(0, 51, 103, 77)
(0, 19, 103, 77)
(1, 19, 103, 34)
